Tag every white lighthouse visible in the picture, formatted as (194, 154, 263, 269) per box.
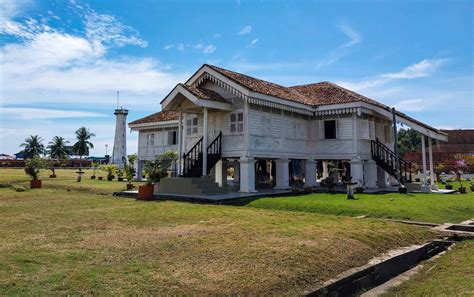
(112, 92, 128, 167)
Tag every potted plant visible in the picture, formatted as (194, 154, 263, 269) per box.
(90, 161, 99, 179)
(124, 162, 136, 190)
(117, 168, 124, 182)
(456, 171, 466, 194)
(139, 151, 177, 200)
(24, 157, 46, 189)
(49, 163, 57, 178)
(445, 182, 453, 190)
(102, 164, 117, 181)
(470, 181, 474, 192)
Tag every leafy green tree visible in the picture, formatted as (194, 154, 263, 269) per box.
(397, 128, 421, 156)
(72, 127, 95, 166)
(20, 135, 45, 158)
(47, 136, 70, 160)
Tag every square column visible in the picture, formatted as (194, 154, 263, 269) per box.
(274, 158, 290, 189)
(421, 135, 427, 186)
(350, 157, 363, 186)
(305, 159, 317, 187)
(239, 157, 256, 193)
(177, 110, 183, 175)
(428, 137, 435, 186)
(377, 165, 387, 188)
(364, 159, 377, 188)
(322, 160, 329, 178)
(233, 160, 240, 183)
(214, 158, 228, 187)
(202, 107, 208, 176)
(136, 160, 143, 181)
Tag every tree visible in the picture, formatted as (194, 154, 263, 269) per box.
(47, 136, 70, 160)
(397, 128, 421, 156)
(72, 127, 95, 168)
(20, 135, 45, 158)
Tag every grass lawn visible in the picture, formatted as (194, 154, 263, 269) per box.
(382, 240, 474, 297)
(0, 169, 438, 295)
(0, 168, 143, 195)
(238, 191, 474, 224)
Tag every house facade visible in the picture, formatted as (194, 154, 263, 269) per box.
(129, 64, 447, 193)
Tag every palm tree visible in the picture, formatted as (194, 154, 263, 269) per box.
(72, 127, 95, 167)
(20, 135, 45, 158)
(48, 136, 70, 160)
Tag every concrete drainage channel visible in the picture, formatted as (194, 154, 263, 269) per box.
(307, 220, 474, 297)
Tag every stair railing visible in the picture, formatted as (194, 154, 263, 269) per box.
(207, 131, 222, 155)
(371, 138, 412, 183)
(182, 136, 203, 176)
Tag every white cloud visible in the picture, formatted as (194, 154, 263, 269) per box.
(163, 44, 174, 50)
(0, 0, 32, 19)
(393, 99, 427, 112)
(2, 108, 107, 120)
(381, 59, 448, 79)
(338, 24, 361, 48)
(203, 44, 216, 54)
(336, 59, 449, 92)
(0, 3, 187, 107)
(246, 38, 258, 48)
(238, 25, 252, 35)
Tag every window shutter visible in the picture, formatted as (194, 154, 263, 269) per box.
(361, 119, 369, 140)
(167, 131, 172, 145)
(369, 121, 375, 140)
(318, 120, 324, 139)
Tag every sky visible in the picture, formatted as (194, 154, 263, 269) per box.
(1, 0, 473, 156)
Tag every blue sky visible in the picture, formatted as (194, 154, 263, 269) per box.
(1, 0, 473, 156)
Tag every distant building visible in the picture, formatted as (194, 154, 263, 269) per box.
(0, 154, 15, 160)
(404, 129, 474, 172)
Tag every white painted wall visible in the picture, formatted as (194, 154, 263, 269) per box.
(137, 128, 178, 161)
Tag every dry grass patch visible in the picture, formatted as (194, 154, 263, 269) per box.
(0, 186, 439, 295)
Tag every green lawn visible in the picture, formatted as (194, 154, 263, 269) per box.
(0, 168, 144, 195)
(0, 169, 438, 295)
(382, 240, 474, 297)
(239, 191, 473, 224)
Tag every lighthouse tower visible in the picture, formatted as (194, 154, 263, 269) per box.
(112, 92, 128, 167)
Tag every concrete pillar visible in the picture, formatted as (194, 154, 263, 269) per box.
(322, 160, 329, 178)
(364, 159, 377, 188)
(377, 165, 387, 188)
(350, 157, 363, 186)
(202, 107, 208, 177)
(274, 158, 290, 189)
(178, 110, 183, 175)
(305, 159, 317, 187)
(136, 160, 143, 181)
(233, 160, 240, 182)
(215, 158, 228, 187)
(421, 135, 427, 186)
(428, 137, 435, 186)
(239, 157, 256, 193)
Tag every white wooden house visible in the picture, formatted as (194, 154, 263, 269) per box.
(129, 64, 447, 194)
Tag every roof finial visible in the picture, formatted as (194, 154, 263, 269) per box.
(116, 91, 120, 109)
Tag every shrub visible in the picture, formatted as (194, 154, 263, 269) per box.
(143, 150, 177, 186)
(101, 164, 118, 179)
(24, 157, 46, 180)
(12, 185, 27, 192)
(0, 182, 11, 188)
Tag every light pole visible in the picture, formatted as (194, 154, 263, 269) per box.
(105, 144, 108, 156)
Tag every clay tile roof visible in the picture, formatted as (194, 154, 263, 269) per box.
(128, 110, 178, 125)
(206, 64, 311, 105)
(289, 81, 389, 109)
(179, 83, 227, 102)
(205, 64, 391, 109)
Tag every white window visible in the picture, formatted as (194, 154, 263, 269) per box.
(186, 116, 198, 136)
(167, 130, 178, 145)
(230, 111, 244, 133)
(146, 133, 155, 146)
